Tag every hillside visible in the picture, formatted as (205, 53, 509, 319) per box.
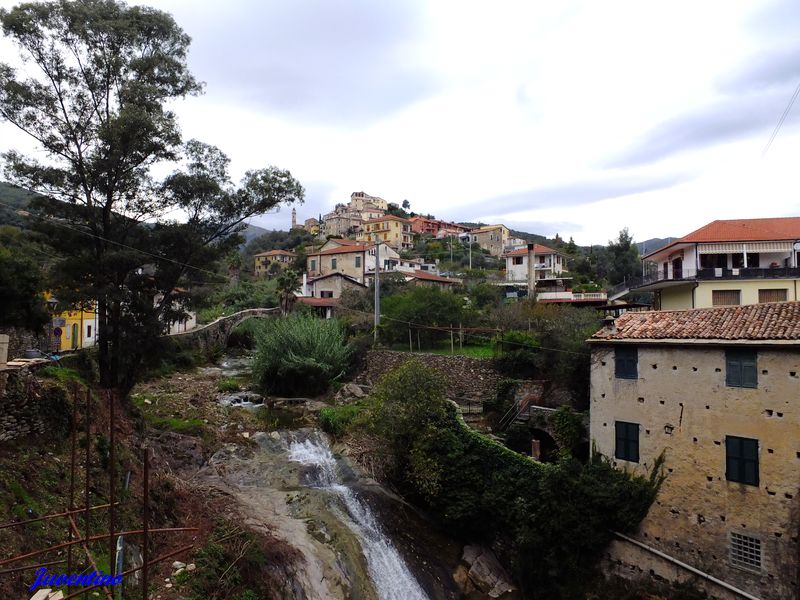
(0, 182, 40, 228)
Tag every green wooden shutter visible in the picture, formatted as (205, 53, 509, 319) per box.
(741, 353, 757, 388)
(726, 352, 741, 387)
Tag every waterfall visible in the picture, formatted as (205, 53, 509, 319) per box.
(289, 437, 429, 600)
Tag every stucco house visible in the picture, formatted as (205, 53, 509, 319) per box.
(306, 243, 368, 283)
(588, 302, 800, 600)
(254, 249, 297, 277)
(470, 224, 510, 257)
(619, 217, 800, 309)
(357, 215, 413, 251)
(504, 244, 565, 282)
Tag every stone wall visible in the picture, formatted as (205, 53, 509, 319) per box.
(166, 308, 278, 355)
(354, 350, 502, 402)
(0, 367, 70, 443)
(0, 326, 49, 361)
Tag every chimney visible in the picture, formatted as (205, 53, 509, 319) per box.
(603, 315, 617, 334)
(527, 243, 536, 299)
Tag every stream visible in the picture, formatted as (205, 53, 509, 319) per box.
(288, 435, 429, 600)
(192, 354, 465, 600)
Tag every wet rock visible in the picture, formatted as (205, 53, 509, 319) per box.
(334, 383, 367, 405)
(218, 390, 264, 407)
(462, 545, 517, 599)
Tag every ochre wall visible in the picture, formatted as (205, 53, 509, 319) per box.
(590, 344, 800, 600)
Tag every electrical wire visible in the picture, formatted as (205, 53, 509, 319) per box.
(0, 197, 230, 282)
(762, 80, 800, 157)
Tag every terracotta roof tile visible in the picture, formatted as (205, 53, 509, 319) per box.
(308, 245, 370, 256)
(644, 217, 800, 258)
(504, 244, 558, 257)
(407, 271, 461, 284)
(591, 301, 800, 342)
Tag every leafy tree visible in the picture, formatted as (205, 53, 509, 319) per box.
(0, 1, 304, 390)
(380, 286, 463, 346)
(468, 281, 503, 310)
(0, 225, 48, 329)
(606, 227, 640, 285)
(401, 199, 410, 210)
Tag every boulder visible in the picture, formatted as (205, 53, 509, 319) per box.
(462, 545, 517, 599)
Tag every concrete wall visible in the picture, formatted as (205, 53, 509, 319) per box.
(590, 343, 800, 600)
(354, 350, 502, 402)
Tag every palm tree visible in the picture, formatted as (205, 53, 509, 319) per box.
(277, 270, 300, 315)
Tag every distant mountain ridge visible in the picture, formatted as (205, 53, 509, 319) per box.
(638, 237, 677, 256)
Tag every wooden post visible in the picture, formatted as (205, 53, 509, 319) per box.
(108, 391, 116, 578)
(450, 326, 454, 354)
(459, 322, 463, 350)
(142, 447, 150, 600)
(84, 389, 90, 600)
(408, 327, 413, 353)
(67, 382, 78, 593)
(417, 329, 421, 352)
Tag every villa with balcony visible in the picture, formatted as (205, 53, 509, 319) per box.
(618, 217, 800, 310)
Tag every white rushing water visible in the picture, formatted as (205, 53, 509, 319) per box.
(288, 437, 430, 600)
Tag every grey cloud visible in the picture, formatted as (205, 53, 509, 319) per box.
(749, 0, 800, 37)
(607, 91, 799, 167)
(719, 43, 800, 93)
(465, 173, 690, 217)
(176, 0, 437, 127)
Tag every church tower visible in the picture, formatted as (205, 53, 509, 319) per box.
(291, 207, 297, 229)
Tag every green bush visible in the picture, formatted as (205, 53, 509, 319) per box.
(253, 314, 353, 396)
(217, 378, 241, 393)
(492, 330, 540, 378)
(360, 361, 663, 597)
(319, 404, 362, 437)
(380, 286, 464, 347)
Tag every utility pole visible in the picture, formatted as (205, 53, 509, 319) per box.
(373, 236, 380, 343)
(469, 236, 472, 270)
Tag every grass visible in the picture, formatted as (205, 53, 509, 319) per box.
(217, 378, 241, 393)
(144, 414, 206, 436)
(391, 343, 494, 358)
(38, 365, 87, 385)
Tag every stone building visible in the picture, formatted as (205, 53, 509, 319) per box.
(588, 302, 800, 600)
(306, 243, 368, 283)
(357, 215, 413, 251)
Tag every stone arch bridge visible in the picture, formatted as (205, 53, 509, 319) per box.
(166, 307, 279, 354)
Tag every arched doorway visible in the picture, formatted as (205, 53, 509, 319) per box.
(71, 323, 79, 350)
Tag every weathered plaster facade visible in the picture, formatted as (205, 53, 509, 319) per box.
(590, 342, 800, 599)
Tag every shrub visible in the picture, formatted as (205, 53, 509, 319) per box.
(319, 404, 362, 437)
(217, 378, 240, 393)
(253, 314, 352, 396)
(492, 330, 540, 378)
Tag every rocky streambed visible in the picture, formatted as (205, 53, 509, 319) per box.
(135, 354, 518, 599)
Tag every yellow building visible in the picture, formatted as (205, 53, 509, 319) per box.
(618, 217, 800, 309)
(254, 249, 297, 277)
(50, 303, 98, 351)
(357, 215, 412, 251)
(589, 303, 800, 600)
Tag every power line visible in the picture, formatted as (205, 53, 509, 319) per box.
(0, 198, 229, 282)
(762, 80, 800, 157)
(332, 303, 591, 356)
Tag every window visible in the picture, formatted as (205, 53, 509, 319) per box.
(700, 253, 727, 269)
(331, 258, 337, 269)
(732, 252, 760, 269)
(726, 349, 757, 388)
(712, 290, 741, 306)
(726, 436, 759, 486)
(513, 256, 523, 265)
(539, 256, 545, 264)
(355, 256, 361, 268)
(615, 421, 640, 463)
(86, 325, 92, 337)
(615, 346, 638, 379)
(730, 532, 762, 572)
(320, 291, 334, 298)
(758, 288, 787, 303)
(310, 259, 316, 271)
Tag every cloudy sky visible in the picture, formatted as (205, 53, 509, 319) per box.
(1, 0, 799, 245)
